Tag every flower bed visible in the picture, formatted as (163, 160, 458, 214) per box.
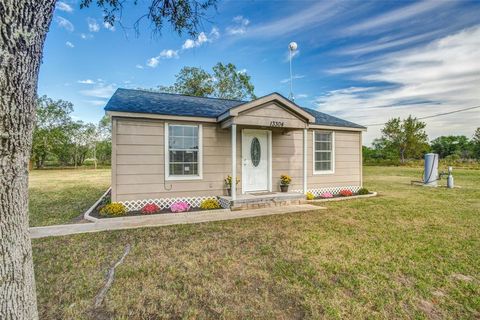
(90, 194, 224, 219)
(307, 188, 376, 201)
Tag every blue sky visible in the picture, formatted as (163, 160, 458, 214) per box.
(39, 0, 480, 144)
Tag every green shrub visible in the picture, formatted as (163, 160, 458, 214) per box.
(101, 194, 111, 206)
(83, 159, 97, 166)
(200, 199, 221, 210)
(306, 192, 315, 200)
(357, 188, 369, 195)
(99, 202, 127, 216)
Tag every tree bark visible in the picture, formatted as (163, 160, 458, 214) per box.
(0, 1, 56, 319)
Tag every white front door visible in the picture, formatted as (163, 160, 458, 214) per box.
(242, 130, 270, 192)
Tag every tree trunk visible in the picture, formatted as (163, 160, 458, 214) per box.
(39, 155, 45, 168)
(94, 143, 97, 169)
(0, 1, 56, 319)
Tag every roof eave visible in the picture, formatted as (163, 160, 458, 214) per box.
(106, 110, 218, 123)
(309, 123, 367, 131)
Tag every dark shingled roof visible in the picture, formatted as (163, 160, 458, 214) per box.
(105, 88, 243, 118)
(105, 88, 365, 129)
(301, 107, 366, 129)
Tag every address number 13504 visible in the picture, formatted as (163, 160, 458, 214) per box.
(270, 121, 284, 127)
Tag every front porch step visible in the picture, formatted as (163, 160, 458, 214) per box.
(219, 192, 307, 211)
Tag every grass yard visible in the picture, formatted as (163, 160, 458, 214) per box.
(32, 166, 479, 319)
(29, 168, 110, 227)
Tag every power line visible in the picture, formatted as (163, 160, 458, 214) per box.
(364, 104, 480, 127)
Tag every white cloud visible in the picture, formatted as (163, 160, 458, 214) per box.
(135, 64, 144, 69)
(159, 49, 178, 59)
(296, 94, 309, 99)
(65, 41, 74, 48)
(344, 0, 452, 35)
(143, 27, 219, 68)
(80, 84, 116, 99)
(182, 39, 195, 50)
(78, 79, 95, 84)
(316, 26, 480, 144)
(87, 18, 100, 32)
(280, 74, 305, 84)
(86, 100, 108, 106)
(56, 16, 74, 32)
(145, 49, 179, 68)
(103, 21, 115, 31)
(337, 30, 442, 56)
(197, 32, 208, 44)
(56, 1, 73, 13)
(146, 57, 160, 68)
(80, 33, 93, 40)
(182, 27, 219, 49)
(182, 32, 207, 49)
(210, 27, 220, 39)
(226, 16, 250, 35)
(246, 2, 338, 38)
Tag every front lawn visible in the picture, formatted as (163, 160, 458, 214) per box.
(32, 166, 480, 319)
(29, 168, 110, 227)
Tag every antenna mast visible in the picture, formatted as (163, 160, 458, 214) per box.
(288, 41, 298, 101)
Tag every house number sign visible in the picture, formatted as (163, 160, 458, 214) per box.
(270, 121, 284, 127)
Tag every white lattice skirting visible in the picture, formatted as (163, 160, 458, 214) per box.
(292, 185, 361, 197)
(120, 196, 219, 212)
(218, 197, 231, 209)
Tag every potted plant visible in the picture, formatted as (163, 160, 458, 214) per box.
(224, 175, 240, 196)
(280, 174, 292, 192)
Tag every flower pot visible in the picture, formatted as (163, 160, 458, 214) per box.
(280, 185, 289, 192)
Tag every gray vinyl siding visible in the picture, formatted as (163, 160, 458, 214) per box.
(111, 116, 362, 202)
(112, 117, 240, 202)
(307, 130, 362, 188)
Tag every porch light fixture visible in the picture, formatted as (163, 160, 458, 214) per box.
(288, 41, 298, 101)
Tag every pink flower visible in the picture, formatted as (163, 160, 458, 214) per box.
(170, 201, 190, 213)
(320, 192, 334, 198)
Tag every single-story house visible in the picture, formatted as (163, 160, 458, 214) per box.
(105, 89, 366, 210)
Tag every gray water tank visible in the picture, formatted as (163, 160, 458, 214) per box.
(423, 153, 438, 187)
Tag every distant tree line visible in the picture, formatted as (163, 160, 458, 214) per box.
(364, 116, 480, 165)
(31, 96, 111, 169)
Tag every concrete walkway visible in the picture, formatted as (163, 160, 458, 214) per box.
(30, 204, 322, 239)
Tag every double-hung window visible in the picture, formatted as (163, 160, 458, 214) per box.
(165, 123, 202, 180)
(313, 131, 334, 174)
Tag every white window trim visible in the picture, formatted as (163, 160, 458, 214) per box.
(313, 130, 335, 175)
(165, 122, 203, 181)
